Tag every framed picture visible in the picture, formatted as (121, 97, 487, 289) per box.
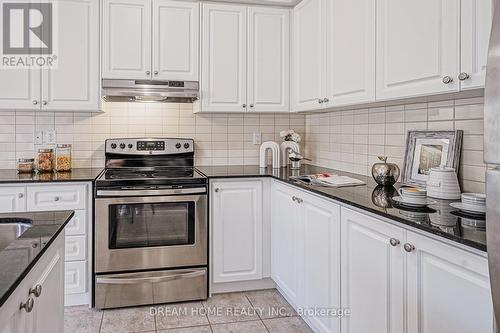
(402, 130, 463, 187)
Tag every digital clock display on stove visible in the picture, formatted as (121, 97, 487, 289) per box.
(137, 141, 165, 151)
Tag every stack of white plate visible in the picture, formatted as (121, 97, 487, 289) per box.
(450, 193, 486, 215)
(393, 187, 436, 207)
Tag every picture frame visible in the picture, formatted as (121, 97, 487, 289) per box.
(402, 130, 463, 187)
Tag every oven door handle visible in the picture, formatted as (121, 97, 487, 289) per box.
(96, 187, 206, 197)
(96, 270, 205, 285)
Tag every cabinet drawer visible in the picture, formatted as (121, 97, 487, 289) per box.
(65, 210, 87, 236)
(65, 261, 87, 294)
(27, 184, 86, 211)
(0, 186, 26, 212)
(65, 235, 87, 261)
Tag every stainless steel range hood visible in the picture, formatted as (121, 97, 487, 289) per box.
(101, 79, 199, 103)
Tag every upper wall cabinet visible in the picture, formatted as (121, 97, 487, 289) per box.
(0, 0, 100, 111)
(153, 0, 199, 81)
(376, 0, 460, 100)
(292, 0, 376, 111)
(292, 0, 324, 112)
(201, 3, 290, 113)
(460, 0, 494, 90)
(326, 0, 376, 107)
(102, 0, 199, 81)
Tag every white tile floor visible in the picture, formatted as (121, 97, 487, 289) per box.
(64, 289, 313, 333)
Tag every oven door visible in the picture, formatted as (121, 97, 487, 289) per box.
(95, 191, 207, 273)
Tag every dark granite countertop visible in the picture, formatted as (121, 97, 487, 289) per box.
(0, 210, 74, 308)
(197, 165, 487, 252)
(0, 168, 103, 183)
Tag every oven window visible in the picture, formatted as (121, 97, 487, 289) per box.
(108, 202, 195, 249)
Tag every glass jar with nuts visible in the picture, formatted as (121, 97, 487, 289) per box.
(55, 144, 72, 172)
(37, 149, 54, 173)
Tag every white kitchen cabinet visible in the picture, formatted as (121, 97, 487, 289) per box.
(292, 0, 324, 112)
(325, 0, 375, 107)
(406, 231, 494, 333)
(102, 0, 152, 79)
(153, 0, 199, 81)
(211, 180, 263, 283)
(0, 69, 40, 110)
(298, 191, 341, 333)
(26, 184, 86, 212)
(201, 3, 248, 112)
(64, 261, 87, 295)
(376, 0, 460, 100)
(201, 3, 290, 113)
(42, 0, 100, 111)
(271, 182, 301, 306)
(248, 7, 290, 112)
(0, 232, 65, 333)
(0, 0, 99, 111)
(460, 0, 494, 90)
(0, 187, 26, 213)
(340, 208, 405, 333)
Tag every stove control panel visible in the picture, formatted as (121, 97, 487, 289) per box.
(106, 138, 194, 155)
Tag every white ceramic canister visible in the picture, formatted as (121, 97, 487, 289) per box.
(426, 167, 461, 200)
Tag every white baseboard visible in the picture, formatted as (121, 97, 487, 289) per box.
(211, 278, 276, 295)
(65, 293, 90, 307)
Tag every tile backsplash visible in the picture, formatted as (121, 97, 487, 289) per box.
(305, 97, 486, 192)
(0, 103, 305, 169)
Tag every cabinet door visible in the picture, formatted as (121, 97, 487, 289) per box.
(376, 0, 460, 100)
(32, 238, 64, 333)
(292, 0, 324, 112)
(248, 7, 290, 113)
(406, 231, 493, 333)
(271, 182, 300, 306)
(0, 68, 40, 110)
(201, 4, 247, 112)
(102, 0, 152, 79)
(460, 0, 494, 90)
(340, 208, 405, 333)
(153, 0, 199, 81)
(42, 0, 99, 111)
(299, 192, 340, 333)
(211, 180, 263, 283)
(0, 187, 26, 213)
(326, 0, 375, 107)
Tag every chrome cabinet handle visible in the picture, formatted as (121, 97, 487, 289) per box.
(42, 100, 48, 106)
(154, 70, 158, 76)
(323, 98, 329, 103)
(146, 71, 151, 75)
(458, 72, 470, 81)
(442, 76, 453, 84)
(242, 104, 247, 108)
(292, 196, 303, 203)
(214, 188, 220, 193)
(29, 285, 42, 298)
(54, 196, 60, 201)
(389, 238, 400, 247)
(18, 193, 24, 198)
(20, 298, 34, 312)
(249, 104, 254, 108)
(318, 99, 324, 104)
(32, 100, 38, 105)
(404, 243, 415, 252)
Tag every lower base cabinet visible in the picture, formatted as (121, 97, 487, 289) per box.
(0, 232, 65, 333)
(341, 207, 494, 333)
(271, 181, 341, 333)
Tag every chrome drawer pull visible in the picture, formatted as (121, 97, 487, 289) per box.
(96, 270, 205, 285)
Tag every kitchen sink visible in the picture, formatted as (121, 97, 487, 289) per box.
(0, 218, 33, 252)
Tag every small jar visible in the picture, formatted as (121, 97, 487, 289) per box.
(17, 158, 35, 174)
(55, 144, 72, 172)
(37, 148, 54, 173)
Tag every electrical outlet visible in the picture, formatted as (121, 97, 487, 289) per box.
(252, 132, 262, 145)
(44, 130, 56, 144)
(34, 131, 43, 145)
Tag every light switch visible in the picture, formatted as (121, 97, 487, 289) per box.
(34, 131, 43, 145)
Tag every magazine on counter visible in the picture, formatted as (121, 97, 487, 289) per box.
(290, 173, 366, 188)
